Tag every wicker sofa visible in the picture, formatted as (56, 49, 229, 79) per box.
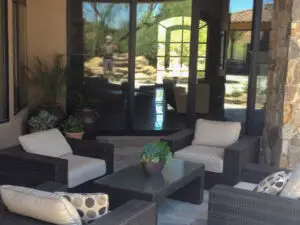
(0, 138, 114, 190)
(208, 164, 300, 225)
(0, 182, 157, 225)
(161, 129, 260, 188)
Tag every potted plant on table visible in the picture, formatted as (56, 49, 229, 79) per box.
(28, 110, 58, 133)
(62, 115, 84, 139)
(140, 141, 172, 176)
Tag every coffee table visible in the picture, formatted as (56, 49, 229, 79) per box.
(92, 159, 204, 209)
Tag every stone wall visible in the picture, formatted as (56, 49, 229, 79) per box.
(263, 0, 300, 169)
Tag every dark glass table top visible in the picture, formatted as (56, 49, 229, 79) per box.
(94, 159, 204, 195)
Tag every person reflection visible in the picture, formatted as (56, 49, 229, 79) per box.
(102, 35, 118, 77)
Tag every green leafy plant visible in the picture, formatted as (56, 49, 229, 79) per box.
(27, 54, 67, 106)
(28, 110, 58, 131)
(62, 116, 84, 133)
(140, 141, 172, 164)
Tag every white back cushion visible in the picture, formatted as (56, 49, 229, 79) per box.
(19, 129, 72, 157)
(0, 185, 81, 225)
(192, 119, 241, 148)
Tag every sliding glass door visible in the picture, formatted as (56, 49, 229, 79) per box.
(68, 0, 213, 134)
(81, 1, 130, 132)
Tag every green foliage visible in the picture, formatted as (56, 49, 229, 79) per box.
(140, 141, 172, 164)
(83, 0, 208, 69)
(28, 110, 58, 131)
(27, 54, 67, 106)
(62, 116, 84, 133)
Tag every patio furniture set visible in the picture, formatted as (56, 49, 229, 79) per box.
(0, 119, 298, 225)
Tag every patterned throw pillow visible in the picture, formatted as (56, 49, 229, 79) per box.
(255, 171, 292, 195)
(56, 192, 109, 224)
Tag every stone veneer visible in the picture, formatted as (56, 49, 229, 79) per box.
(263, 0, 300, 169)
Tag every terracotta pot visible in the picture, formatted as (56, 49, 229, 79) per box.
(141, 161, 165, 176)
(65, 132, 84, 140)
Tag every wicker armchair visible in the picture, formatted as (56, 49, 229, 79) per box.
(161, 129, 260, 188)
(208, 164, 300, 225)
(0, 182, 157, 225)
(0, 138, 114, 189)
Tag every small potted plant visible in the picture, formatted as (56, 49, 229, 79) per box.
(62, 115, 84, 139)
(28, 110, 58, 133)
(140, 141, 172, 176)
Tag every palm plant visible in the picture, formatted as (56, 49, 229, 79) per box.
(27, 54, 67, 106)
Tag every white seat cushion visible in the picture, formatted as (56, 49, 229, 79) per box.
(192, 119, 241, 148)
(0, 185, 81, 225)
(174, 145, 224, 173)
(234, 182, 257, 191)
(19, 129, 72, 157)
(60, 154, 106, 188)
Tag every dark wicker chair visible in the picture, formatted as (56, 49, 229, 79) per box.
(208, 164, 299, 225)
(0, 138, 114, 189)
(161, 129, 260, 189)
(0, 182, 157, 225)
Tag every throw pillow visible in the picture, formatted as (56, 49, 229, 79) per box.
(192, 119, 241, 148)
(280, 165, 300, 199)
(56, 192, 109, 224)
(19, 128, 73, 157)
(255, 171, 292, 195)
(0, 185, 81, 225)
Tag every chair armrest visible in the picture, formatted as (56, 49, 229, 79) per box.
(67, 138, 114, 175)
(209, 185, 300, 225)
(92, 200, 156, 225)
(0, 150, 68, 187)
(161, 129, 194, 153)
(34, 182, 67, 192)
(223, 136, 260, 185)
(241, 163, 291, 184)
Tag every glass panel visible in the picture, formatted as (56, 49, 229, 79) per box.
(197, 71, 205, 79)
(196, 20, 208, 80)
(135, 0, 192, 131)
(170, 43, 182, 56)
(197, 58, 206, 71)
(254, 0, 274, 135)
(170, 30, 182, 42)
(0, 0, 7, 120)
(199, 24, 208, 43)
(225, 0, 254, 124)
(82, 2, 130, 131)
(182, 43, 190, 56)
(14, 1, 28, 114)
(183, 29, 190, 42)
(158, 25, 166, 42)
(157, 43, 165, 56)
(198, 44, 207, 57)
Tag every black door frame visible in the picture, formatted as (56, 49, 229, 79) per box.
(66, 0, 222, 135)
(245, 0, 263, 135)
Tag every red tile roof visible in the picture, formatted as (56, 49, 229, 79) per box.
(231, 3, 273, 24)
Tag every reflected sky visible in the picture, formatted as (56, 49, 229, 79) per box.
(230, 0, 273, 12)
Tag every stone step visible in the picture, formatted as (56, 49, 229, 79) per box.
(97, 136, 163, 148)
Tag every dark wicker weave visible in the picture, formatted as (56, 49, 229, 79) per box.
(208, 163, 299, 225)
(0, 138, 114, 188)
(0, 182, 157, 225)
(161, 129, 260, 188)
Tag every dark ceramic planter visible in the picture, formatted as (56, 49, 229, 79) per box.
(141, 161, 165, 177)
